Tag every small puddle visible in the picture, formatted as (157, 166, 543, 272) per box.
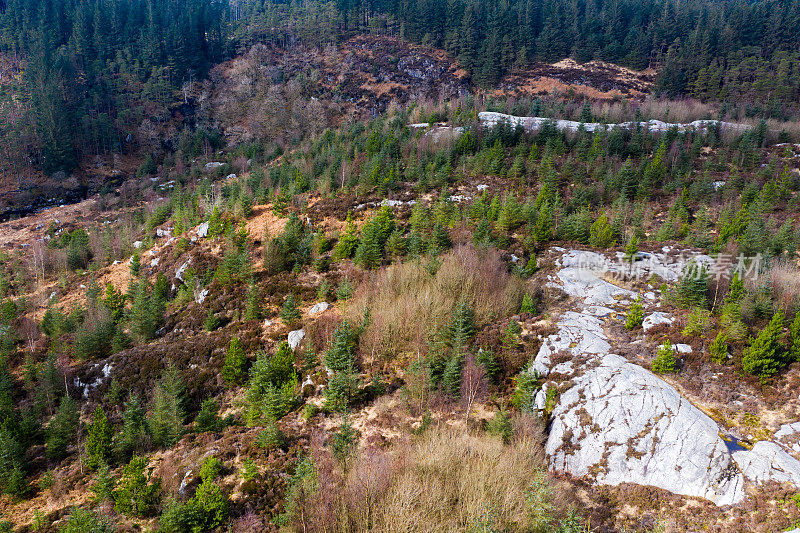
(723, 435, 748, 452)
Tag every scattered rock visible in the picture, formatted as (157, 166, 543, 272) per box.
(197, 222, 209, 238)
(133, 240, 143, 249)
(288, 329, 305, 350)
(195, 288, 209, 304)
(643, 312, 674, 332)
(309, 302, 330, 315)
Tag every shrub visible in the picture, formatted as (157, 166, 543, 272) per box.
(332, 214, 360, 261)
(625, 297, 644, 330)
(85, 407, 114, 470)
(790, 310, 800, 362)
(520, 293, 537, 314)
(709, 331, 729, 364)
(57, 508, 114, 533)
(195, 398, 221, 433)
(255, 421, 286, 450)
(115, 395, 148, 460)
(244, 280, 262, 320)
(246, 348, 298, 423)
(335, 277, 355, 301)
(742, 310, 787, 381)
(511, 371, 539, 412)
(652, 341, 677, 374)
(487, 409, 514, 444)
(682, 308, 711, 337)
(589, 212, 614, 248)
(222, 336, 247, 385)
(113, 455, 161, 517)
(330, 415, 359, 471)
(280, 294, 302, 325)
(673, 260, 709, 309)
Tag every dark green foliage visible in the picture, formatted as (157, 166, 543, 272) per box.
(742, 310, 787, 381)
(148, 365, 185, 449)
(324, 321, 360, 373)
(65, 230, 92, 271)
(487, 409, 514, 444)
(652, 342, 677, 374)
(130, 253, 141, 277)
(115, 395, 148, 461)
(673, 261, 709, 309)
(113, 455, 161, 517)
(355, 206, 395, 269)
(244, 279, 262, 321)
(47, 395, 79, 461)
(476, 348, 501, 382)
(57, 508, 115, 533)
(791, 311, 800, 362)
(74, 314, 116, 360)
(709, 331, 730, 364)
(280, 294, 302, 325)
(246, 345, 298, 423)
(195, 399, 221, 433)
(85, 407, 114, 470)
(159, 456, 229, 532)
(255, 420, 286, 450)
(129, 279, 165, 342)
(520, 293, 536, 314)
(264, 213, 313, 274)
(589, 213, 614, 248)
(330, 414, 358, 471)
(222, 336, 248, 385)
(335, 278, 355, 301)
(332, 214, 360, 261)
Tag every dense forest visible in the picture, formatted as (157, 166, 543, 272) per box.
(1, 0, 800, 177)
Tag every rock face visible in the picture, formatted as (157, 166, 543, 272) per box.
(547, 353, 744, 506)
(479, 111, 752, 135)
(733, 441, 800, 486)
(643, 311, 674, 332)
(537, 248, 752, 506)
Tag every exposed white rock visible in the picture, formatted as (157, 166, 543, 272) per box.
(288, 329, 305, 350)
(548, 353, 744, 506)
(775, 422, 800, 440)
(533, 311, 610, 376)
(733, 441, 800, 486)
(674, 343, 693, 354)
(301, 375, 316, 397)
(263, 319, 273, 328)
(197, 222, 209, 238)
(133, 240, 143, 249)
(150, 257, 160, 267)
(479, 111, 752, 135)
(156, 227, 171, 238)
(195, 288, 209, 304)
(309, 302, 330, 315)
(175, 259, 191, 281)
(643, 312, 675, 332)
(204, 162, 224, 170)
(551, 250, 636, 306)
(713, 181, 726, 191)
(226, 173, 237, 180)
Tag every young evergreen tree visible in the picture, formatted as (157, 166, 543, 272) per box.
(84, 407, 114, 470)
(222, 336, 248, 385)
(742, 310, 787, 381)
(46, 395, 79, 460)
(148, 365, 185, 448)
(280, 294, 302, 325)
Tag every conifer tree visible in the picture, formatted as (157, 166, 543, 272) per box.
(85, 407, 114, 470)
(742, 310, 786, 381)
(222, 336, 248, 385)
(148, 365, 185, 448)
(47, 395, 79, 460)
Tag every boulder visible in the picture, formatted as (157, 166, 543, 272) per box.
(733, 441, 800, 486)
(643, 312, 674, 332)
(547, 353, 744, 506)
(309, 302, 330, 315)
(197, 222, 209, 238)
(288, 329, 305, 350)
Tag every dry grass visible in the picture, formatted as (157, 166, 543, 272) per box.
(765, 259, 800, 311)
(346, 244, 525, 363)
(372, 427, 550, 532)
(295, 420, 562, 532)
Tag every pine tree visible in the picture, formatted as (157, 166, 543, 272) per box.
(790, 311, 800, 362)
(46, 395, 79, 460)
(222, 336, 247, 385)
(85, 407, 114, 470)
(280, 294, 302, 325)
(115, 395, 148, 460)
(113, 455, 162, 517)
(589, 213, 614, 248)
(148, 365, 185, 448)
(742, 310, 787, 381)
(244, 279, 262, 320)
